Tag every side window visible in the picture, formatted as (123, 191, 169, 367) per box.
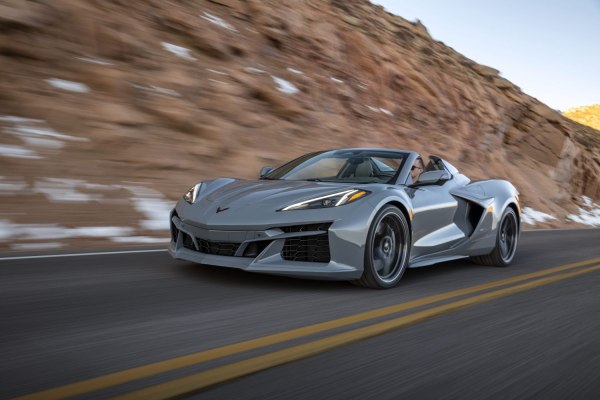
(425, 159, 442, 172)
(425, 157, 456, 177)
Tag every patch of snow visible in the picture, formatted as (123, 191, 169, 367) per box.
(45, 177, 86, 186)
(11, 125, 87, 142)
(81, 182, 114, 191)
(133, 84, 180, 97)
(272, 76, 299, 94)
(358, 84, 368, 90)
(2, 116, 88, 144)
(208, 79, 228, 85)
(76, 56, 113, 66)
(200, 11, 237, 31)
(365, 106, 393, 116)
(34, 178, 102, 202)
(0, 177, 27, 194)
(0, 220, 133, 241)
(244, 67, 266, 74)
(0, 178, 175, 238)
(287, 67, 303, 75)
(330, 77, 344, 83)
(0, 144, 40, 159)
(161, 42, 195, 61)
(72, 226, 134, 238)
(567, 196, 600, 226)
(0, 116, 41, 124)
(20, 136, 64, 149)
(111, 236, 168, 244)
(110, 184, 173, 231)
(207, 68, 228, 75)
(149, 85, 180, 97)
(46, 78, 90, 93)
(12, 242, 63, 251)
(118, 184, 163, 198)
(582, 196, 593, 207)
(133, 197, 173, 231)
(521, 207, 557, 225)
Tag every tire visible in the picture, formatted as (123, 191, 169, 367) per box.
(353, 205, 411, 289)
(471, 207, 519, 267)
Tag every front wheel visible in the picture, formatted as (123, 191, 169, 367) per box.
(471, 207, 519, 267)
(353, 205, 411, 289)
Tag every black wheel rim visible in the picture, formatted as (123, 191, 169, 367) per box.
(499, 213, 517, 262)
(371, 213, 407, 283)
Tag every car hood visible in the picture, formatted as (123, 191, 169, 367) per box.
(201, 179, 358, 209)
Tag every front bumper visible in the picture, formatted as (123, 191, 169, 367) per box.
(168, 207, 366, 280)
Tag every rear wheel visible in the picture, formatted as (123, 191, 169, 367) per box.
(471, 207, 518, 267)
(353, 205, 411, 289)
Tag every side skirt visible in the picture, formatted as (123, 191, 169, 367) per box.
(408, 254, 469, 268)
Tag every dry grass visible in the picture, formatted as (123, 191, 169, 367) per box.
(564, 104, 600, 131)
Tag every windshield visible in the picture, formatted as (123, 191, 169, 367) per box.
(263, 150, 409, 184)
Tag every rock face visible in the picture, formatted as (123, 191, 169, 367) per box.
(1, 0, 599, 250)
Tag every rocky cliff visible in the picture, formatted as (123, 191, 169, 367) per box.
(1, 0, 599, 250)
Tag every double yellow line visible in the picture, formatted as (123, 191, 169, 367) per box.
(18, 257, 600, 400)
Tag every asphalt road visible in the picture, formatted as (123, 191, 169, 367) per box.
(1, 229, 600, 399)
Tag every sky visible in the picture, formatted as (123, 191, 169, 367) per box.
(372, 0, 600, 111)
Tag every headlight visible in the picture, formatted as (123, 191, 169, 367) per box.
(281, 189, 370, 211)
(183, 183, 203, 204)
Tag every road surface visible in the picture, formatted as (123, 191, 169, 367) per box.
(1, 229, 600, 399)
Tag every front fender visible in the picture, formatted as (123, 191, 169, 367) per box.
(365, 187, 414, 230)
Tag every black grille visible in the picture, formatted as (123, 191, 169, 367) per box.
(197, 239, 241, 257)
(243, 240, 272, 258)
(182, 233, 195, 250)
(280, 223, 332, 233)
(282, 234, 331, 263)
(174, 211, 239, 256)
(181, 232, 241, 257)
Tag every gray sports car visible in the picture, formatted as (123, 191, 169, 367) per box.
(169, 149, 520, 289)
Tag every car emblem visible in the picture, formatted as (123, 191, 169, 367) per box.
(216, 206, 229, 213)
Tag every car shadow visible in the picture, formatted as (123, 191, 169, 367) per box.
(177, 261, 353, 291)
(175, 257, 493, 292)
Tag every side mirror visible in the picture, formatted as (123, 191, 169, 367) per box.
(414, 170, 451, 186)
(260, 166, 273, 177)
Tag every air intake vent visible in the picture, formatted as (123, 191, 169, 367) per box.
(281, 234, 331, 263)
(280, 222, 332, 233)
(170, 211, 179, 242)
(182, 233, 195, 250)
(197, 239, 241, 257)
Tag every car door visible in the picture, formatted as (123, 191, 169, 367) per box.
(406, 176, 465, 260)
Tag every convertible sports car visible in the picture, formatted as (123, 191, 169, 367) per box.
(169, 149, 520, 289)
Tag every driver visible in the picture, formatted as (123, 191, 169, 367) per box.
(410, 157, 424, 183)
